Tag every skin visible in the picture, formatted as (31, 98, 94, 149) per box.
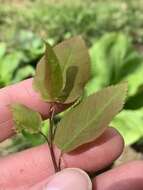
(0, 78, 143, 189)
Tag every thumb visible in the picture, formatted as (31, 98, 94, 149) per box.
(30, 168, 92, 190)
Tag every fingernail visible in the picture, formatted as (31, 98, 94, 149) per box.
(44, 168, 92, 190)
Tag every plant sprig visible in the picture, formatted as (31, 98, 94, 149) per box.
(11, 36, 128, 173)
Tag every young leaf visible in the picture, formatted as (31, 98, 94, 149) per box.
(22, 119, 49, 146)
(33, 42, 63, 101)
(11, 104, 42, 134)
(54, 36, 91, 103)
(54, 82, 127, 153)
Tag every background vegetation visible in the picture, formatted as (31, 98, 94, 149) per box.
(0, 0, 143, 156)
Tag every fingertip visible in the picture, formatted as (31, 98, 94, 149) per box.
(109, 127, 125, 159)
(30, 168, 92, 190)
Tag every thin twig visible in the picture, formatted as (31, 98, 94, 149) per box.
(40, 104, 62, 173)
(40, 130, 59, 172)
(50, 106, 56, 139)
(58, 151, 63, 171)
(49, 105, 60, 172)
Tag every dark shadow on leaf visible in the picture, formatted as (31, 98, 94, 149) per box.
(58, 66, 78, 101)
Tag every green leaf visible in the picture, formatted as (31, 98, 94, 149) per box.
(12, 65, 35, 83)
(89, 33, 122, 87)
(112, 109, 143, 145)
(54, 36, 91, 103)
(123, 63, 143, 96)
(85, 32, 142, 97)
(33, 36, 90, 103)
(54, 82, 127, 152)
(11, 104, 42, 134)
(0, 51, 23, 85)
(33, 42, 63, 101)
(22, 119, 49, 146)
(0, 42, 6, 58)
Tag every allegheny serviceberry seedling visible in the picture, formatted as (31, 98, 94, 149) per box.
(11, 36, 127, 173)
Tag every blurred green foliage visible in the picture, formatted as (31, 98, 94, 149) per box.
(1, 0, 143, 45)
(1, 0, 143, 154)
(85, 32, 143, 145)
(0, 42, 35, 87)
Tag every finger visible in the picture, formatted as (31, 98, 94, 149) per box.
(30, 168, 92, 190)
(0, 78, 68, 141)
(93, 161, 143, 190)
(0, 128, 124, 189)
(27, 161, 143, 190)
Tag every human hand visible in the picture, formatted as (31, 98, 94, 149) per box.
(0, 79, 143, 190)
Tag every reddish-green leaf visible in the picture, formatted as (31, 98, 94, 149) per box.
(54, 82, 128, 152)
(11, 104, 42, 134)
(33, 42, 63, 101)
(32, 37, 90, 103)
(54, 36, 91, 103)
